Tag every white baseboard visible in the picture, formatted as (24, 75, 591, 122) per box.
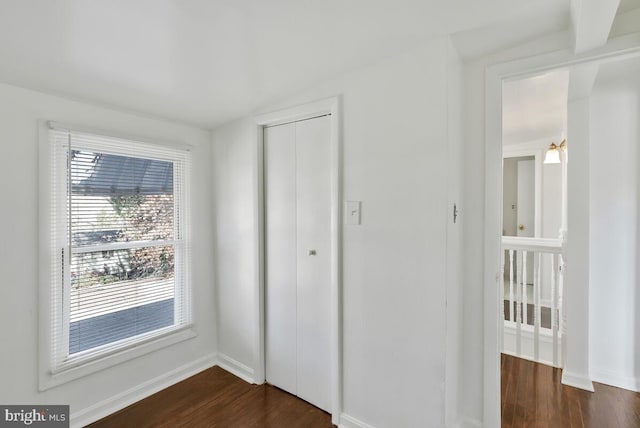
(70, 352, 217, 428)
(339, 413, 479, 428)
(459, 416, 483, 428)
(445, 415, 462, 428)
(591, 368, 640, 392)
(501, 350, 557, 369)
(215, 353, 256, 384)
(339, 413, 376, 428)
(561, 370, 594, 392)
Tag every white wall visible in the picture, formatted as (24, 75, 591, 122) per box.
(212, 37, 464, 427)
(589, 72, 640, 391)
(542, 163, 562, 239)
(211, 117, 258, 378)
(0, 83, 216, 425)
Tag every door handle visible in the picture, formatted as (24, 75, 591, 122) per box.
(308, 250, 316, 256)
(518, 224, 525, 231)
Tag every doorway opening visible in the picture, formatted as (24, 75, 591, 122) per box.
(484, 36, 640, 426)
(500, 70, 567, 368)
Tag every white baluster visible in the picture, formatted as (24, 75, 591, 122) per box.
(534, 252, 541, 361)
(523, 250, 528, 327)
(500, 249, 505, 352)
(516, 250, 522, 357)
(551, 254, 559, 367)
(559, 254, 566, 367)
(500, 237, 566, 366)
(509, 250, 514, 323)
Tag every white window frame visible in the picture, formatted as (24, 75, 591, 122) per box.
(38, 121, 195, 391)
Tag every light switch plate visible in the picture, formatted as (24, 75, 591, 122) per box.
(346, 201, 361, 225)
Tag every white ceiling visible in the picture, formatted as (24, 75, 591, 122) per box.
(502, 70, 569, 145)
(0, 0, 569, 128)
(451, 6, 570, 60)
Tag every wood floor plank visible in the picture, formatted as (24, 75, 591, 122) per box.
(501, 354, 640, 428)
(533, 362, 549, 428)
(88, 366, 334, 428)
(501, 354, 517, 427)
(513, 361, 529, 427)
(522, 359, 536, 426)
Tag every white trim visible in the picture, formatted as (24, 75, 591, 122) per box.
(253, 97, 343, 424)
(502, 146, 545, 158)
(459, 417, 483, 428)
(69, 352, 217, 428)
(48, 327, 197, 382)
(215, 353, 256, 384)
(38, 120, 195, 391)
(70, 240, 177, 254)
(503, 321, 562, 336)
(484, 32, 640, 428)
(254, 98, 338, 128)
(560, 370, 595, 392)
(253, 120, 266, 386)
(339, 413, 376, 428)
(484, 60, 503, 428)
(38, 119, 54, 390)
(590, 368, 640, 393)
(501, 236, 563, 253)
(503, 135, 561, 152)
(47, 120, 192, 152)
(502, 147, 543, 238)
(501, 350, 558, 368)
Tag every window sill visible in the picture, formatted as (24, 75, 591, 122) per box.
(39, 326, 196, 391)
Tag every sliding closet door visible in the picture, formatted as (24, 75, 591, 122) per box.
(264, 115, 331, 412)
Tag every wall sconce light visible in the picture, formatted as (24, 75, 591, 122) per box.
(544, 139, 566, 164)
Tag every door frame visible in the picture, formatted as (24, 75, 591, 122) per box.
(253, 97, 343, 424)
(484, 34, 640, 427)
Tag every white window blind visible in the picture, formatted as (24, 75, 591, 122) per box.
(48, 125, 191, 372)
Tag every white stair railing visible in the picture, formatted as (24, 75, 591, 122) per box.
(501, 236, 564, 367)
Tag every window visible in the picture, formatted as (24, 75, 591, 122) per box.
(42, 123, 192, 383)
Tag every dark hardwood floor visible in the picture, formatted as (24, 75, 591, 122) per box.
(88, 356, 640, 427)
(501, 353, 640, 428)
(87, 366, 334, 428)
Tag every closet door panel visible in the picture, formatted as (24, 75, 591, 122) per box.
(264, 123, 297, 395)
(295, 116, 332, 412)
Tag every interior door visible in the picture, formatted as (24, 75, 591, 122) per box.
(264, 115, 331, 412)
